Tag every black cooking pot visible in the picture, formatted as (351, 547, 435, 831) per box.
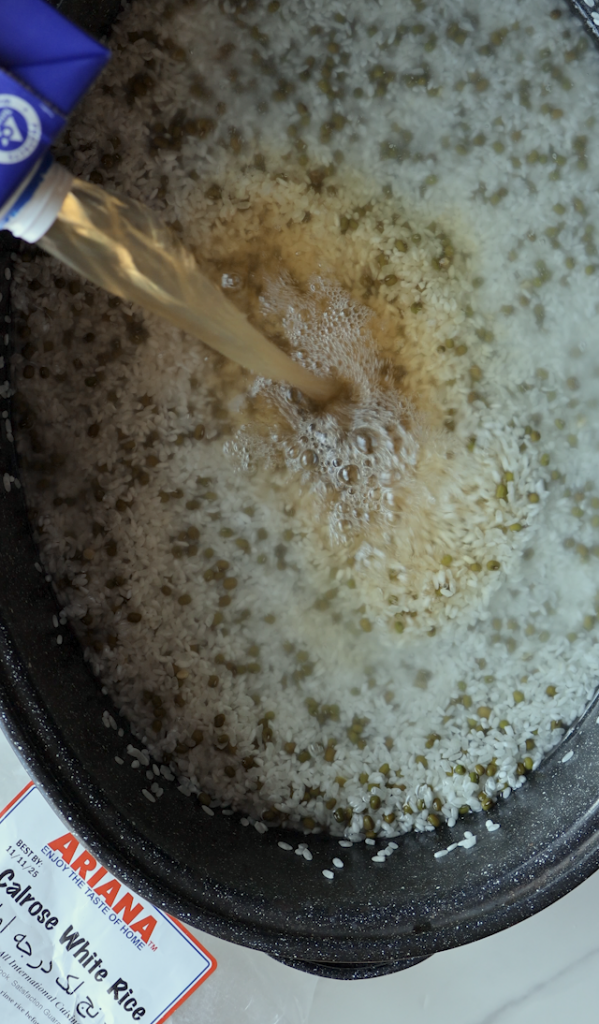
(1, 0, 599, 982)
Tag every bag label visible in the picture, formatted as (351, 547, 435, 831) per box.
(0, 95, 41, 165)
(0, 70, 65, 215)
(0, 783, 216, 1024)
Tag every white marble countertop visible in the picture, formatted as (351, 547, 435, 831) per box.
(1, 725, 596, 1024)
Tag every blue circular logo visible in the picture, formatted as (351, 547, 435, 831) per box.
(0, 94, 42, 165)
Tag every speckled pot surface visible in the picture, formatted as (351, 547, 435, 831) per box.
(0, 0, 599, 981)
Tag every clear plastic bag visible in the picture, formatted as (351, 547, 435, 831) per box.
(173, 929, 317, 1024)
(0, 736, 317, 1024)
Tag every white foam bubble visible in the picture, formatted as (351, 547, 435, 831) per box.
(228, 275, 420, 545)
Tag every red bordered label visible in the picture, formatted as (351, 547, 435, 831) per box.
(0, 783, 216, 1024)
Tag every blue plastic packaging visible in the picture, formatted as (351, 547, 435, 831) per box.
(0, 0, 110, 116)
(0, 0, 109, 225)
(0, 70, 66, 219)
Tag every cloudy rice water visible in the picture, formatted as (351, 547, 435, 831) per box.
(9, 0, 599, 842)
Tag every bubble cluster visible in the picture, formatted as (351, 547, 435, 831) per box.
(227, 276, 421, 544)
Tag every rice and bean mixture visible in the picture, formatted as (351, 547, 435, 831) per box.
(9, 0, 599, 840)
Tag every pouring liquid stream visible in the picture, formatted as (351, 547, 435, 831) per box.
(38, 179, 337, 404)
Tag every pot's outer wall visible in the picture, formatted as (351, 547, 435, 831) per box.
(1, 0, 599, 981)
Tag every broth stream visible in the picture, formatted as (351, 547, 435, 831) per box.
(40, 179, 337, 404)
